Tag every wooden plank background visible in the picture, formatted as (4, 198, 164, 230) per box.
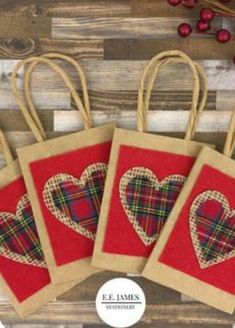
(0, 0, 234, 326)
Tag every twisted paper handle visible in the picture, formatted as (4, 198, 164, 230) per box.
(0, 129, 14, 165)
(223, 112, 235, 158)
(137, 50, 208, 141)
(24, 53, 92, 136)
(12, 54, 92, 143)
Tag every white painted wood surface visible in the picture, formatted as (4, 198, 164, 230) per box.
(27, 60, 235, 91)
(54, 110, 234, 133)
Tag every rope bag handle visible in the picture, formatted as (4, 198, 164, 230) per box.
(12, 56, 92, 142)
(223, 112, 235, 158)
(24, 53, 92, 137)
(137, 50, 208, 140)
(0, 129, 14, 165)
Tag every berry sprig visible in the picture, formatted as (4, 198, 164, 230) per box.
(167, 0, 235, 61)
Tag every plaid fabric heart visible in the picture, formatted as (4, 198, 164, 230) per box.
(120, 167, 185, 245)
(43, 163, 107, 241)
(190, 190, 235, 269)
(0, 194, 46, 268)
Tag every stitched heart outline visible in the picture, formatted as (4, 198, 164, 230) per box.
(119, 167, 186, 246)
(43, 163, 107, 241)
(190, 190, 235, 269)
(0, 194, 46, 268)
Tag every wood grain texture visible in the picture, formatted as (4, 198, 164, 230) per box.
(2, 59, 233, 93)
(54, 110, 233, 133)
(85, 325, 231, 328)
(71, 90, 217, 115)
(5, 324, 82, 328)
(0, 110, 53, 130)
(0, 89, 71, 110)
(0, 58, 70, 110)
(0, 17, 51, 38)
(0, 303, 235, 325)
(5, 325, 83, 328)
(0, 0, 235, 326)
(72, 90, 216, 112)
(131, 0, 201, 17)
(52, 17, 220, 39)
(0, 59, 22, 86)
(0, 38, 104, 59)
(131, 0, 235, 17)
(3, 325, 231, 328)
(0, 1, 131, 17)
(104, 38, 234, 60)
(217, 91, 235, 111)
(28, 60, 235, 91)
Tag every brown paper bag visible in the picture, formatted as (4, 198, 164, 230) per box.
(92, 50, 210, 274)
(142, 113, 235, 314)
(14, 54, 114, 284)
(0, 129, 84, 318)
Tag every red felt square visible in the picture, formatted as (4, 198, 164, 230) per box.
(103, 145, 195, 257)
(0, 177, 51, 302)
(159, 164, 235, 294)
(29, 142, 111, 266)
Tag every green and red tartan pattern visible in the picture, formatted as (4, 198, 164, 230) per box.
(0, 195, 45, 265)
(196, 199, 235, 262)
(51, 169, 106, 235)
(190, 190, 235, 268)
(126, 176, 185, 238)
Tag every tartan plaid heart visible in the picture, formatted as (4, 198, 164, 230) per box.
(43, 163, 107, 241)
(190, 190, 235, 269)
(120, 167, 185, 246)
(0, 194, 46, 268)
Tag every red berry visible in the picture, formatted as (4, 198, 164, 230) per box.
(177, 23, 192, 37)
(167, 0, 182, 5)
(216, 29, 231, 43)
(183, 0, 197, 8)
(200, 8, 215, 21)
(197, 20, 210, 32)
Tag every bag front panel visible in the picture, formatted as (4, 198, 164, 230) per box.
(0, 176, 51, 302)
(103, 144, 195, 257)
(29, 141, 111, 266)
(159, 163, 235, 295)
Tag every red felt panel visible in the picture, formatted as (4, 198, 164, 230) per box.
(30, 142, 111, 266)
(159, 164, 235, 294)
(103, 145, 195, 257)
(0, 177, 51, 302)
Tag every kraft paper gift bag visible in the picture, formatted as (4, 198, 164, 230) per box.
(14, 54, 114, 284)
(0, 129, 83, 318)
(142, 113, 235, 314)
(92, 50, 210, 274)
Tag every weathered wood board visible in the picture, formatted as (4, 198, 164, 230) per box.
(0, 0, 234, 326)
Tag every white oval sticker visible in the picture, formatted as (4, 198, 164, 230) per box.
(96, 278, 146, 328)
